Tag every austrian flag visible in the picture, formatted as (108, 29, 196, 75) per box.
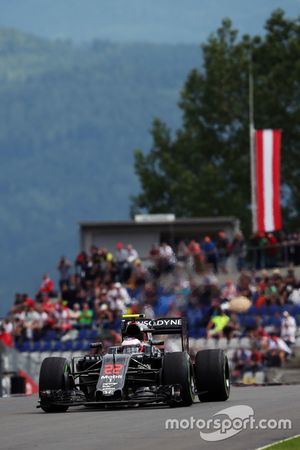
(255, 129, 282, 232)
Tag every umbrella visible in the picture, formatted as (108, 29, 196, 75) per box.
(229, 296, 251, 313)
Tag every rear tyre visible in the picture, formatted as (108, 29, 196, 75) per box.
(194, 349, 230, 402)
(39, 357, 71, 412)
(162, 352, 194, 407)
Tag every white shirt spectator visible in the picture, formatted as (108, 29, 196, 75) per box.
(2, 320, 13, 334)
(24, 309, 41, 324)
(116, 283, 131, 302)
(281, 312, 296, 344)
(126, 244, 139, 264)
(221, 280, 237, 300)
(107, 283, 132, 311)
(159, 242, 176, 265)
(289, 288, 300, 305)
(69, 304, 81, 326)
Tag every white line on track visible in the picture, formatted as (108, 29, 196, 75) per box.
(255, 434, 300, 450)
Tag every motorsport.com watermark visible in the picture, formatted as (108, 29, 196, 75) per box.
(165, 405, 292, 442)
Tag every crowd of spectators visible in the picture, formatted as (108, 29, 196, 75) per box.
(1, 232, 300, 384)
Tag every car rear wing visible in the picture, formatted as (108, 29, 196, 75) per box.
(121, 317, 189, 351)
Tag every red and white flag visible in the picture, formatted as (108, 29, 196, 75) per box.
(255, 129, 282, 232)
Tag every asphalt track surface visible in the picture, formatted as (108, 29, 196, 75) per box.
(0, 386, 299, 450)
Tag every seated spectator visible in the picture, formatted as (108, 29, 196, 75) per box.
(106, 282, 132, 314)
(52, 300, 72, 333)
(237, 271, 252, 298)
(207, 308, 230, 338)
(242, 345, 264, 384)
(76, 288, 88, 306)
(61, 274, 82, 308)
(262, 346, 283, 368)
(94, 288, 108, 310)
(231, 348, 252, 381)
(199, 272, 220, 307)
(223, 312, 240, 339)
(12, 317, 24, 345)
(95, 305, 121, 346)
(79, 302, 93, 328)
(247, 315, 269, 339)
(23, 303, 44, 340)
(40, 292, 53, 313)
(221, 279, 237, 301)
(128, 259, 147, 288)
(281, 310, 296, 347)
(69, 303, 81, 327)
(288, 286, 300, 305)
(95, 303, 113, 324)
(23, 293, 35, 308)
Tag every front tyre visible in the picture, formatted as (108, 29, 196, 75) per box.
(194, 349, 230, 402)
(162, 352, 194, 407)
(39, 357, 71, 412)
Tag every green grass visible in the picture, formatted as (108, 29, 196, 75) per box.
(262, 436, 300, 449)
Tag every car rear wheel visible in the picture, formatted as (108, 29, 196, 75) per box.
(162, 352, 194, 407)
(194, 349, 230, 402)
(39, 357, 71, 412)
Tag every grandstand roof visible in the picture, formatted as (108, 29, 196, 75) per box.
(79, 217, 240, 258)
(80, 216, 239, 228)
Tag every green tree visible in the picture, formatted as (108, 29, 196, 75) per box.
(132, 9, 300, 233)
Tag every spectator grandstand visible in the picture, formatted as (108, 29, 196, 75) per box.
(1, 230, 300, 387)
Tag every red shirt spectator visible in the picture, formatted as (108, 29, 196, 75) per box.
(39, 273, 55, 294)
(188, 239, 201, 255)
(0, 327, 13, 347)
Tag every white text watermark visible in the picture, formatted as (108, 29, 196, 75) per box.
(165, 405, 292, 441)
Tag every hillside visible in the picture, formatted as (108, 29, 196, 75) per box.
(0, 29, 200, 314)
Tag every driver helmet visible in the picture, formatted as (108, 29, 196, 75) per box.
(124, 322, 144, 341)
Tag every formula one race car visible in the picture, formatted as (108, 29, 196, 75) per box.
(38, 315, 230, 412)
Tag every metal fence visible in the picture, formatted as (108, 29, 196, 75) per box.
(0, 342, 40, 396)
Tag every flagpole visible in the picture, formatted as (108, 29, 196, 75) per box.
(249, 56, 256, 233)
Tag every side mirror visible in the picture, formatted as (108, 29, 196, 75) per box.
(90, 342, 103, 349)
